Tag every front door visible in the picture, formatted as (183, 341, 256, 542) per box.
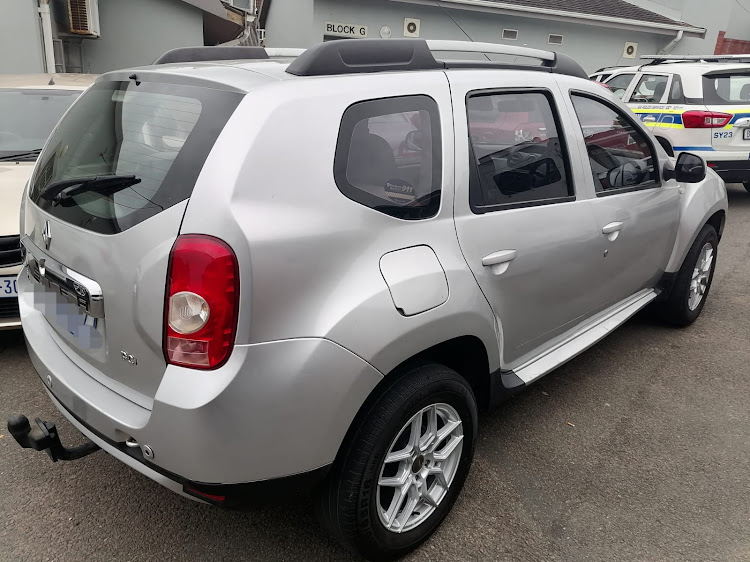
(566, 90, 680, 302)
(449, 71, 606, 368)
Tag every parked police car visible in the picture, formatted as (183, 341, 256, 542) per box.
(604, 55, 750, 192)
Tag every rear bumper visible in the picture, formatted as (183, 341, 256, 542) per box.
(20, 272, 383, 491)
(706, 160, 750, 183)
(46, 389, 331, 506)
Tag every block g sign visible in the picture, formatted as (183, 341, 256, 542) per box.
(325, 21, 368, 38)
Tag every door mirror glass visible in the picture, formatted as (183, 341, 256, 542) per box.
(606, 160, 651, 189)
(674, 152, 706, 183)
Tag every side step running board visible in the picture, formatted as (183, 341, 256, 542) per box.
(514, 289, 658, 385)
(7, 415, 100, 462)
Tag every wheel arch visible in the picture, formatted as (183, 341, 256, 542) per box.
(329, 334, 498, 472)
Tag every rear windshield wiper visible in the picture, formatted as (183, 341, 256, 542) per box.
(39, 174, 142, 206)
(0, 149, 43, 162)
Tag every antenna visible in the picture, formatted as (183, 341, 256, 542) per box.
(432, 0, 491, 61)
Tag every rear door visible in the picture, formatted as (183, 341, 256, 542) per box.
(22, 78, 242, 406)
(450, 70, 605, 368)
(704, 70, 750, 152)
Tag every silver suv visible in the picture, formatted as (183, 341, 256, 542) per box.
(9, 40, 727, 560)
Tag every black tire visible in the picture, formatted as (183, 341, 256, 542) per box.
(316, 364, 478, 561)
(656, 224, 718, 326)
(743, 180, 750, 194)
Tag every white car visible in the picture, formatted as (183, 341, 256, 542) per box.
(604, 55, 750, 192)
(0, 73, 96, 329)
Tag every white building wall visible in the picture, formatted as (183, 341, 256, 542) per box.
(308, 0, 665, 73)
(81, 0, 205, 73)
(0, 0, 46, 73)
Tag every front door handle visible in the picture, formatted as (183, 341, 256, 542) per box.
(482, 250, 517, 275)
(602, 221, 624, 242)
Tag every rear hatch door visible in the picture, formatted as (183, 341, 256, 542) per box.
(23, 77, 242, 406)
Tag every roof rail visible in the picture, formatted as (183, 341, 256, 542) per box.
(154, 46, 269, 65)
(285, 39, 587, 79)
(641, 54, 750, 64)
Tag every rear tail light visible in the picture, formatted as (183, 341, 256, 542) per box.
(682, 110, 733, 129)
(164, 235, 239, 369)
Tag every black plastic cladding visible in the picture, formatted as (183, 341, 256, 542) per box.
(285, 39, 588, 79)
(153, 46, 270, 65)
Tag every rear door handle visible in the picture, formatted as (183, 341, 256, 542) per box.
(602, 221, 624, 241)
(482, 250, 517, 275)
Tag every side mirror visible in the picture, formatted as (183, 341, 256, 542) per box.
(675, 152, 706, 183)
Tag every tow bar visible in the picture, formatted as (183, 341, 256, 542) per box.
(7, 414, 100, 462)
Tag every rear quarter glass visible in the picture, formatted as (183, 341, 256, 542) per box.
(29, 81, 243, 234)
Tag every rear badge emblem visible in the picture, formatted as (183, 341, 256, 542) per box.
(42, 221, 52, 250)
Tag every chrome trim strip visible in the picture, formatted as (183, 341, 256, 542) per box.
(20, 235, 105, 318)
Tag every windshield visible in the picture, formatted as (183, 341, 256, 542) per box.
(0, 89, 81, 158)
(30, 80, 242, 234)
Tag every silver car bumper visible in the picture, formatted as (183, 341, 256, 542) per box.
(20, 282, 383, 489)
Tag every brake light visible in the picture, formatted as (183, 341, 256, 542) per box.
(682, 110, 733, 129)
(164, 235, 239, 369)
(597, 82, 612, 92)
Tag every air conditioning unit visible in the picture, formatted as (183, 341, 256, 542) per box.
(66, 0, 101, 37)
(623, 42, 638, 58)
(404, 18, 420, 38)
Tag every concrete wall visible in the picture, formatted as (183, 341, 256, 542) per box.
(288, 0, 664, 73)
(264, 0, 317, 48)
(82, 0, 204, 73)
(0, 0, 46, 73)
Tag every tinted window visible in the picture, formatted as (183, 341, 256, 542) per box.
(571, 94, 658, 194)
(605, 73, 635, 99)
(30, 81, 242, 234)
(0, 89, 80, 156)
(703, 73, 750, 104)
(467, 91, 572, 210)
(334, 95, 441, 220)
(630, 74, 669, 103)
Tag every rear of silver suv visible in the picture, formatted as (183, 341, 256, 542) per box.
(10, 41, 728, 561)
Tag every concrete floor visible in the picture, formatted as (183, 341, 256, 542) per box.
(1, 185, 749, 562)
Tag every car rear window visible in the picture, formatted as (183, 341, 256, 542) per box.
(703, 72, 750, 105)
(30, 81, 242, 234)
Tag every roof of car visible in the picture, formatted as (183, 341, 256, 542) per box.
(0, 73, 98, 90)
(100, 59, 295, 94)
(609, 62, 750, 78)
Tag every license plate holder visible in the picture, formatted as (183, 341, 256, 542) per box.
(0, 276, 18, 298)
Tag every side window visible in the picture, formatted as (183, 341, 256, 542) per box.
(571, 94, 658, 194)
(605, 73, 636, 99)
(334, 95, 441, 220)
(669, 75, 685, 104)
(467, 91, 573, 210)
(630, 74, 669, 103)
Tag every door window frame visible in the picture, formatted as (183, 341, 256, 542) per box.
(569, 89, 663, 198)
(604, 72, 638, 101)
(626, 72, 673, 104)
(465, 87, 577, 214)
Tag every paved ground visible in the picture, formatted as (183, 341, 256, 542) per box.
(1, 185, 749, 562)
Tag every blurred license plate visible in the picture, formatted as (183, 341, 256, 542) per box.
(0, 276, 18, 298)
(744, 129, 750, 140)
